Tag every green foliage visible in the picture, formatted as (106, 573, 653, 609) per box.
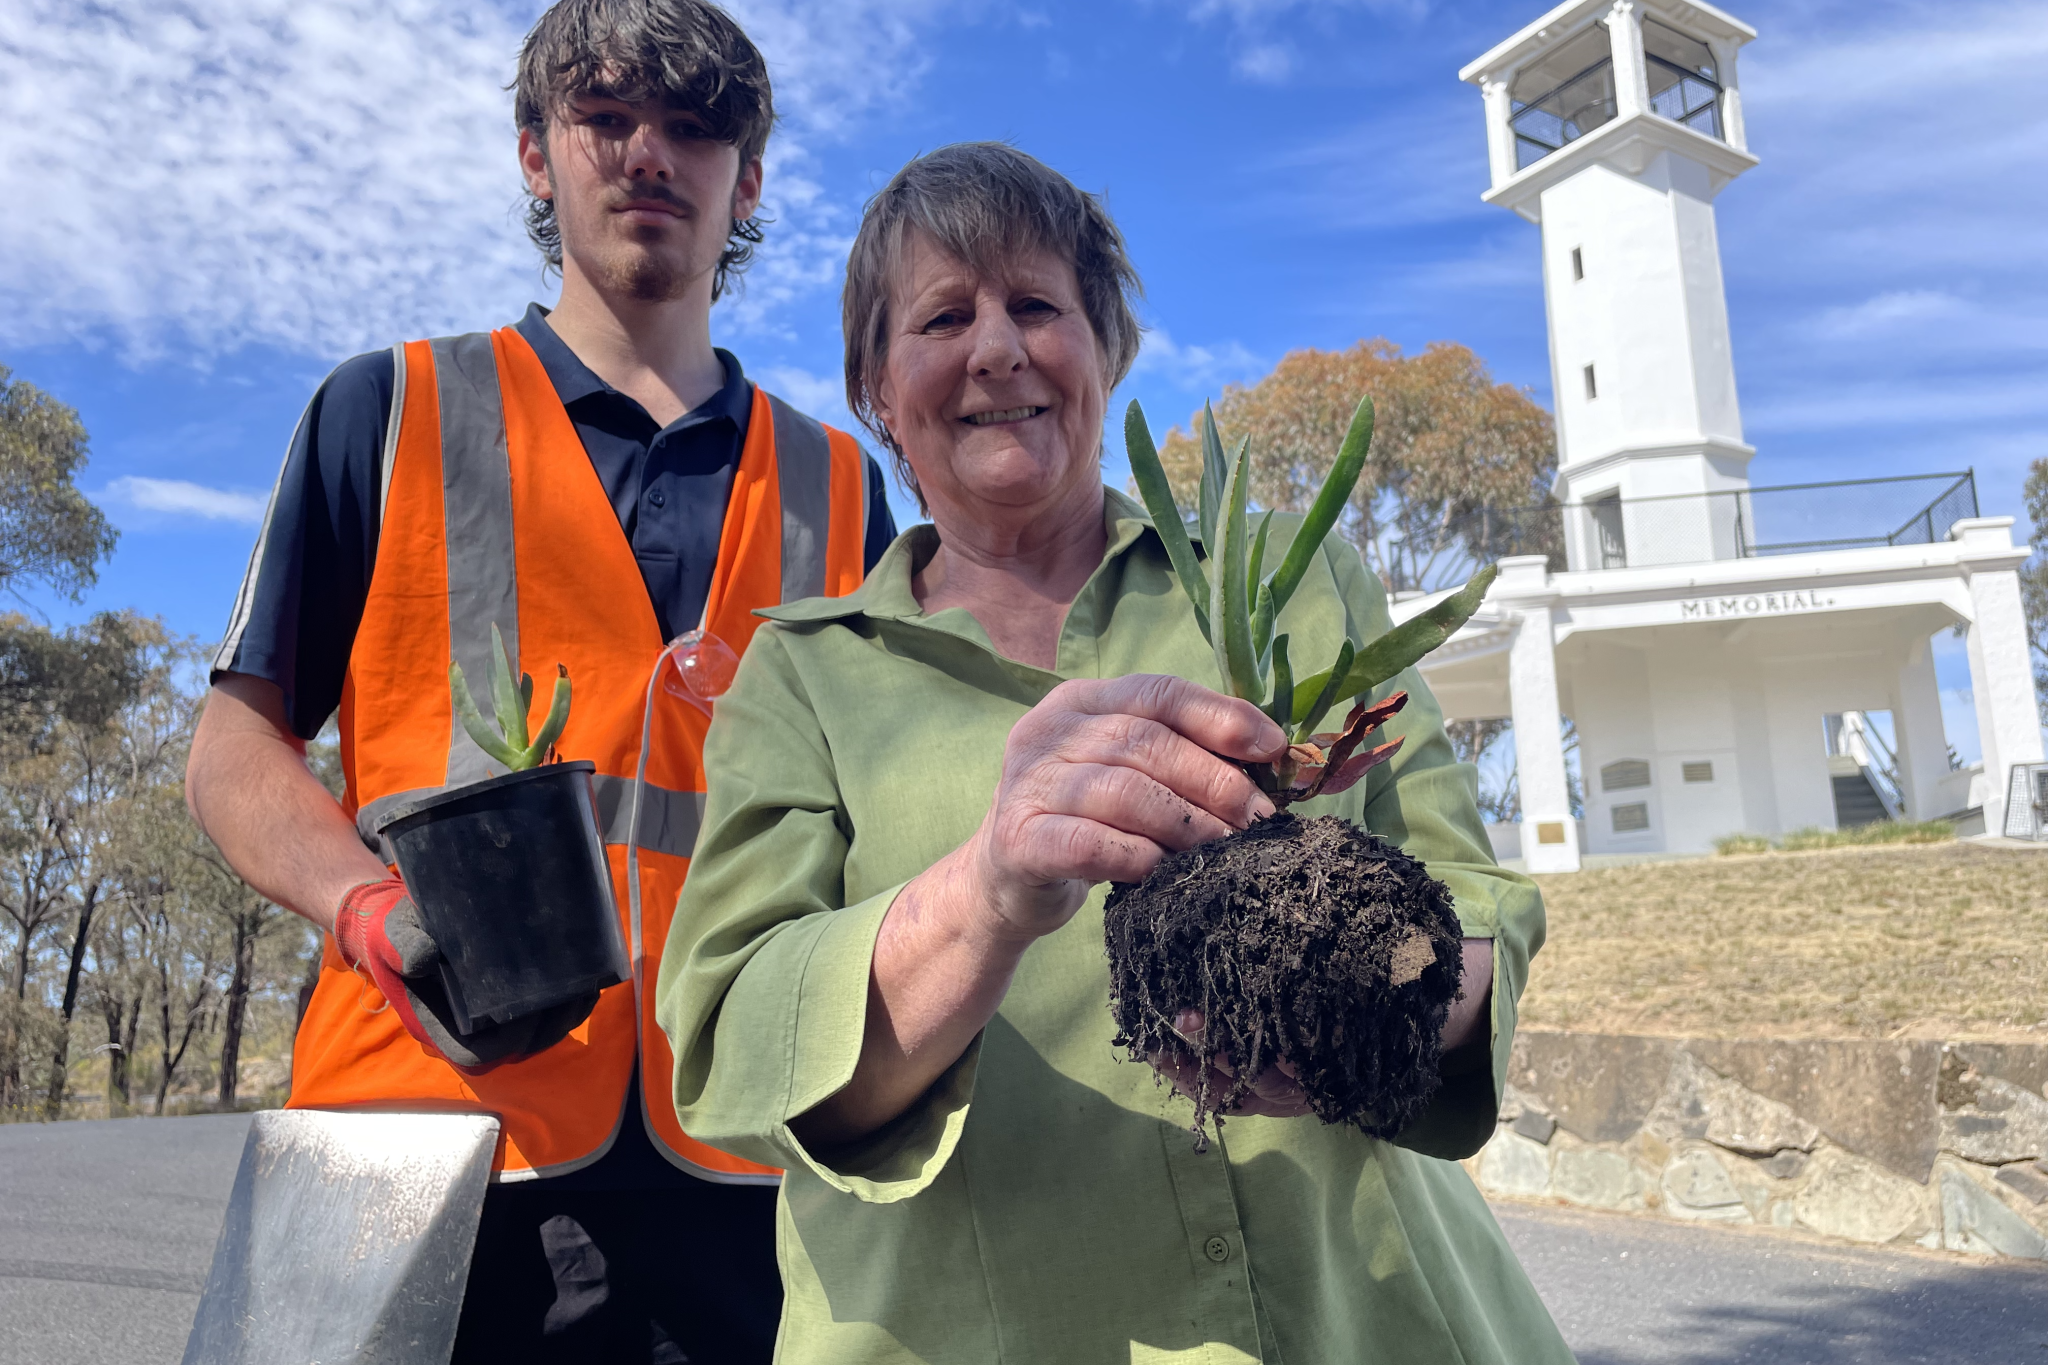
(1715, 820, 1955, 856)
(0, 368, 118, 602)
(1154, 340, 1558, 595)
(2, 632, 311, 1121)
(0, 612, 151, 751)
(449, 624, 571, 773)
(1126, 396, 1495, 744)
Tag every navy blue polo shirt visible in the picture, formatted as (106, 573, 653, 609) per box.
(215, 304, 896, 738)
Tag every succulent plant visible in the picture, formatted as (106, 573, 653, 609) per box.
(449, 623, 571, 773)
(1125, 397, 1497, 805)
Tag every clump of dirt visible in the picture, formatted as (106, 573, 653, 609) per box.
(1104, 812, 1464, 1147)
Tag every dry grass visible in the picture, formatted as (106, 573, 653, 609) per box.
(1714, 820, 1955, 855)
(1521, 842, 2048, 1041)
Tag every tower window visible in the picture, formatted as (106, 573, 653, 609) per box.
(1507, 27, 1617, 169)
(1583, 364, 1598, 399)
(1571, 247, 1584, 280)
(1644, 18, 1725, 141)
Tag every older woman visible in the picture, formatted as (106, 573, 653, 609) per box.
(655, 143, 1571, 1364)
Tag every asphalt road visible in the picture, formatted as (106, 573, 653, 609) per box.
(1494, 1201, 2048, 1365)
(0, 1112, 246, 1365)
(2, 1113, 2044, 1364)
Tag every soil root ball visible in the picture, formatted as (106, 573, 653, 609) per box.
(1104, 813, 1465, 1147)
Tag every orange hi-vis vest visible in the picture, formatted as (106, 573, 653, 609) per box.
(288, 327, 870, 1181)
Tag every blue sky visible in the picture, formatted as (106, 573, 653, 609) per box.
(5, 0, 2045, 754)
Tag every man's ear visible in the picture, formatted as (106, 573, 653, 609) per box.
(517, 126, 553, 201)
(731, 155, 764, 223)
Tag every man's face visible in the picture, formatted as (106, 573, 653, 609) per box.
(518, 90, 764, 303)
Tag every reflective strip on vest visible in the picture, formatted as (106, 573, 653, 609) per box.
(433, 334, 521, 790)
(590, 774, 703, 860)
(356, 779, 700, 863)
(768, 393, 832, 604)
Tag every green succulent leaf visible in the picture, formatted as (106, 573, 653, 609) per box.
(519, 670, 534, 718)
(1335, 562, 1499, 701)
(1290, 639, 1355, 738)
(1247, 506, 1273, 599)
(450, 661, 523, 770)
(1268, 634, 1295, 732)
(1209, 436, 1262, 702)
(1197, 403, 1229, 553)
(1265, 396, 1375, 618)
(489, 623, 529, 751)
(520, 664, 572, 766)
(1251, 581, 1276, 665)
(1124, 401, 1212, 642)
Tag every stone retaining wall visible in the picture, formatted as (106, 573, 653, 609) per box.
(1466, 1031, 2048, 1260)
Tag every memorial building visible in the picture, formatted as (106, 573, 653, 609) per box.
(1411, 0, 2041, 871)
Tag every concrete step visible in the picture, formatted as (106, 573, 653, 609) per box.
(1833, 771, 1890, 828)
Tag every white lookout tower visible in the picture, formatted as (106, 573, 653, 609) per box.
(1398, 0, 2046, 872)
(1464, 0, 1758, 571)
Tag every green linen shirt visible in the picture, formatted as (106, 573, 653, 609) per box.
(657, 489, 1572, 1365)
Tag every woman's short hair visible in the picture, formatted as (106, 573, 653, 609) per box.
(514, 0, 774, 299)
(842, 143, 1144, 505)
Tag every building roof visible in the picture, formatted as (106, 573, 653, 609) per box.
(1459, 0, 1756, 84)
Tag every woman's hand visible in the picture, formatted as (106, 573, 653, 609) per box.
(793, 674, 1285, 1149)
(1149, 1009, 1314, 1118)
(1146, 940, 1497, 1118)
(965, 674, 1287, 942)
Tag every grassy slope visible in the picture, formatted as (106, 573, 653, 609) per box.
(1521, 842, 2048, 1041)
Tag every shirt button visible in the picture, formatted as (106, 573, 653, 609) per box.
(647, 488, 667, 508)
(1204, 1236, 1230, 1263)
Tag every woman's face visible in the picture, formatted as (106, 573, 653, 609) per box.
(874, 230, 1108, 529)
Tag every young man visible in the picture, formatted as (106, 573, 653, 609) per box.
(185, 2, 894, 1359)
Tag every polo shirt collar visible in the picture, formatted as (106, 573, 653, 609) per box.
(513, 302, 752, 434)
(759, 487, 1158, 626)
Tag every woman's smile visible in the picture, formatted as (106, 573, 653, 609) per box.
(962, 405, 1047, 426)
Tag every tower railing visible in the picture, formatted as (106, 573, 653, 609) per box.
(1424, 471, 1978, 578)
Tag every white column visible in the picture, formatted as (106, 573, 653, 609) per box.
(1893, 636, 1948, 821)
(1481, 74, 1517, 190)
(1499, 556, 1580, 872)
(1708, 37, 1747, 151)
(1606, 1, 1650, 121)
(1953, 517, 2045, 835)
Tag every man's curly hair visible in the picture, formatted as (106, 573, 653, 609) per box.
(514, 0, 774, 300)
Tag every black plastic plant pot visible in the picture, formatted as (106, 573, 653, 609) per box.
(373, 760, 629, 1035)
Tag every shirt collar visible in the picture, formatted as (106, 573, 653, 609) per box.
(514, 302, 753, 435)
(759, 487, 1158, 625)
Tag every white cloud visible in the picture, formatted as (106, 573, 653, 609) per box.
(1740, 4, 2048, 111)
(104, 476, 269, 523)
(1706, 0, 2048, 500)
(1186, 0, 1426, 20)
(1743, 374, 2048, 434)
(1173, 0, 1430, 83)
(757, 363, 851, 427)
(1233, 42, 1294, 82)
(1130, 328, 1265, 392)
(0, 0, 954, 363)
(1807, 290, 1967, 340)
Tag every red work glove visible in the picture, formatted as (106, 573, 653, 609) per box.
(333, 877, 449, 1061)
(332, 877, 597, 1074)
